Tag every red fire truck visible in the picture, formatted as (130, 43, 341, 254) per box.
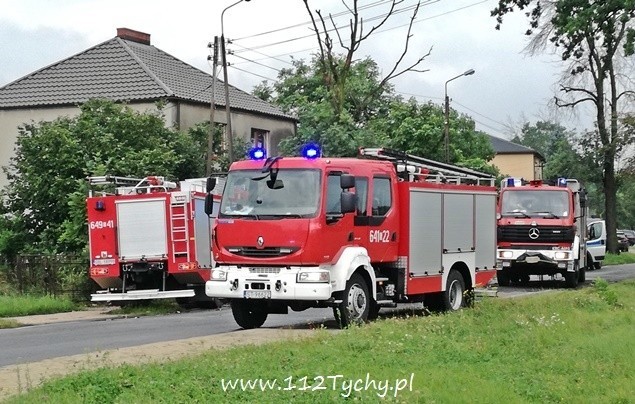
(204, 147, 498, 329)
(87, 175, 223, 306)
(496, 178, 588, 288)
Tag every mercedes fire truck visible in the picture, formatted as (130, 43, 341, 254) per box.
(496, 178, 588, 288)
(87, 175, 223, 305)
(204, 147, 498, 329)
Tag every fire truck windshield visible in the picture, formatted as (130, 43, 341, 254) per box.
(219, 169, 321, 218)
(501, 190, 570, 218)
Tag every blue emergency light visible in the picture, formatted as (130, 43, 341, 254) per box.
(301, 143, 321, 159)
(248, 147, 267, 160)
(557, 177, 567, 187)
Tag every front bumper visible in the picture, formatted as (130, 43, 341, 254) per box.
(497, 248, 575, 273)
(205, 266, 333, 300)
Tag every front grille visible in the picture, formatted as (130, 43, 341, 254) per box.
(498, 225, 575, 243)
(249, 267, 281, 274)
(227, 247, 296, 258)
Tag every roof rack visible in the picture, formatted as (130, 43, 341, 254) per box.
(358, 147, 495, 186)
(87, 175, 178, 196)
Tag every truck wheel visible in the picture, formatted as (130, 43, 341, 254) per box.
(564, 263, 579, 289)
(231, 300, 268, 329)
(334, 273, 370, 328)
(578, 264, 586, 283)
(441, 270, 466, 311)
(496, 270, 510, 287)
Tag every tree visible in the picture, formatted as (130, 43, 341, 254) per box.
(303, 0, 429, 120)
(492, 0, 635, 252)
(0, 99, 203, 259)
(257, 56, 497, 175)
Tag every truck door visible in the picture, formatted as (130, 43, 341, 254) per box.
(322, 171, 356, 260)
(355, 175, 399, 263)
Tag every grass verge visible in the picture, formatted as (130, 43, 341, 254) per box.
(6, 279, 635, 403)
(603, 251, 635, 265)
(0, 294, 77, 318)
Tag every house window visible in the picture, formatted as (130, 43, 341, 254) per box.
(251, 129, 269, 149)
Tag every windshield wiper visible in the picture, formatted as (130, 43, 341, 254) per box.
(503, 211, 530, 218)
(534, 211, 560, 218)
(221, 213, 260, 220)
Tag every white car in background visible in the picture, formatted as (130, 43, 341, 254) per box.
(587, 219, 606, 269)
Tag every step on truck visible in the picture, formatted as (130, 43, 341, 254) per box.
(496, 177, 588, 288)
(87, 175, 224, 306)
(203, 146, 498, 329)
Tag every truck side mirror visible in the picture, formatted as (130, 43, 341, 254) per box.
(340, 192, 357, 214)
(340, 174, 355, 189)
(204, 193, 214, 216)
(206, 177, 217, 193)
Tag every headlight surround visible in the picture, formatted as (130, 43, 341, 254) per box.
(297, 271, 330, 283)
(210, 269, 228, 281)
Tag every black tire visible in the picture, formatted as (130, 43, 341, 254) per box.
(517, 273, 531, 286)
(334, 273, 370, 328)
(594, 261, 602, 270)
(440, 270, 466, 311)
(586, 252, 595, 271)
(579, 263, 586, 283)
(564, 262, 579, 288)
(231, 299, 268, 329)
(367, 300, 380, 321)
(496, 270, 511, 287)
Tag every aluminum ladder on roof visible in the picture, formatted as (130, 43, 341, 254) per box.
(358, 147, 495, 186)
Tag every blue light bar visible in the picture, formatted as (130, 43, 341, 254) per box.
(506, 177, 515, 187)
(301, 143, 321, 159)
(248, 147, 267, 160)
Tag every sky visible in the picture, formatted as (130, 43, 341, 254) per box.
(0, 0, 596, 139)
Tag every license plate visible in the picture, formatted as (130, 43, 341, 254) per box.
(93, 258, 115, 265)
(244, 290, 271, 299)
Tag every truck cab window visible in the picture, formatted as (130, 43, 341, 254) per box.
(355, 177, 368, 216)
(326, 174, 341, 213)
(372, 177, 391, 216)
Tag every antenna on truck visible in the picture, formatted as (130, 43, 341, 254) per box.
(358, 147, 495, 186)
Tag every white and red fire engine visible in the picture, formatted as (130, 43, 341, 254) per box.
(87, 175, 223, 305)
(204, 146, 498, 329)
(496, 177, 588, 288)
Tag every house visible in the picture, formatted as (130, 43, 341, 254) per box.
(487, 134, 544, 180)
(0, 28, 297, 187)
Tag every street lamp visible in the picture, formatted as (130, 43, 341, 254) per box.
(444, 68, 475, 163)
(221, 0, 250, 165)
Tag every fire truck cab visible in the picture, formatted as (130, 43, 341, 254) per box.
(496, 178, 588, 288)
(205, 147, 498, 329)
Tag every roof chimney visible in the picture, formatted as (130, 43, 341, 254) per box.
(116, 28, 150, 45)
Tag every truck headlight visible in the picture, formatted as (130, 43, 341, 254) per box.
(554, 251, 571, 260)
(499, 251, 513, 259)
(297, 271, 330, 283)
(210, 269, 228, 281)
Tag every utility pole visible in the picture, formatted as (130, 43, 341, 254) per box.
(443, 69, 475, 163)
(221, 33, 234, 165)
(206, 36, 219, 176)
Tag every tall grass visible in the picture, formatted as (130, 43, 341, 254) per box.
(0, 294, 76, 318)
(603, 251, 635, 265)
(7, 279, 634, 403)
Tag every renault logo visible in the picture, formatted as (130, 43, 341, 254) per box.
(257, 236, 264, 248)
(528, 227, 540, 240)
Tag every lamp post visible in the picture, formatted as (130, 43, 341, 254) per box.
(221, 0, 250, 165)
(444, 68, 475, 163)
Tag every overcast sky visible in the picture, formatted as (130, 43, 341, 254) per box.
(0, 0, 596, 139)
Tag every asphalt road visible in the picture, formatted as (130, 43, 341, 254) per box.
(1, 263, 634, 369)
